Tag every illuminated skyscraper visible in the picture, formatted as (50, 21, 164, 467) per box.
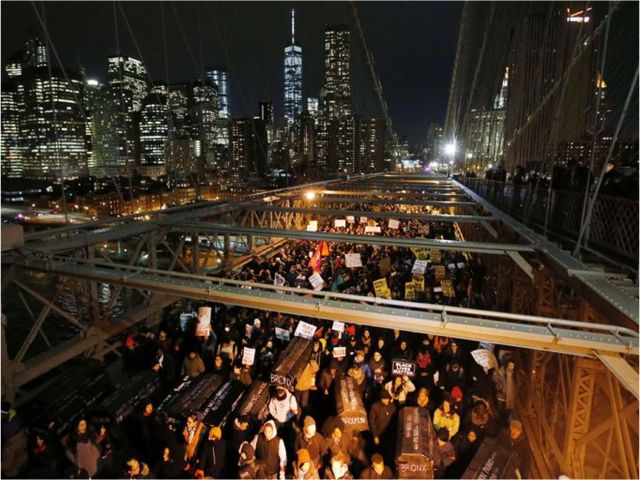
(323, 25, 351, 119)
(205, 67, 230, 118)
(24, 37, 48, 68)
(139, 90, 169, 178)
(357, 117, 386, 173)
(1, 84, 22, 178)
(229, 118, 267, 182)
(284, 9, 303, 124)
(107, 56, 148, 112)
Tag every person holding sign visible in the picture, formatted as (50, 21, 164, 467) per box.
(231, 361, 253, 386)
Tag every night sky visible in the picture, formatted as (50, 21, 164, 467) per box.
(1, 1, 462, 147)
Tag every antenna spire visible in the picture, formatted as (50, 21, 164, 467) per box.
(291, 8, 295, 44)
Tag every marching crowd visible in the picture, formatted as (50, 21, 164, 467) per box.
(1, 215, 531, 479)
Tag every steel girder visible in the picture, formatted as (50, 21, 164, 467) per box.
(7, 255, 638, 363)
(249, 205, 493, 224)
(291, 196, 478, 207)
(158, 221, 534, 255)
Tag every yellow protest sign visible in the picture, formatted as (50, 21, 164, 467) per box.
(441, 279, 456, 297)
(404, 282, 416, 301)
(412, 275, 425, 292)
(430, 249, 441, 264)
(411, 248, 430, 261)
(373, 278, 391, 299)
(434, 265, 446, 281)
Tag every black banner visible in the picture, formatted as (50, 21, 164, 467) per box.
(392, 359, 417, 378)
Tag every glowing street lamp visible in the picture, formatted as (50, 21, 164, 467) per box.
(304, 191, 316, 201)
(444, 143, 457, 157)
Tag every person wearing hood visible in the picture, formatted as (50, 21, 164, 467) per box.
(295, 359, 320, 412)
(368, 390, 396, 446)
(237, 441, 257, 479)
(294, 416, 326, 470)
(251, 420, 287, 479)
(63, 419, 101, 478)
(294, 448, 321, 480)
(449, 427, 481, 478)
(268, 386, 299, 427)
(195, 426, 226, 479)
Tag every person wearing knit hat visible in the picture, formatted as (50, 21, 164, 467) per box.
(294, 448, 320, 479)
(498, 419, 530, 479)
(237, 441, 257, 479)
(195, 425, 226, 479)
(294, 416, 326, 470)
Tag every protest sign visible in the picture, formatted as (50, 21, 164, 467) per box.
(345, 253, 363, 268)
(433, 286, 443, 293)
(379, 256, 392, 276)
(412, 275, 425, 292)
(373, 278, 392, 299)
(471, 349, 498, 371)
(411, 248, 430, 261)
(332, 321, 345, 333)
(274, 273, 286, 287)
(388, 219, 400, 229)
(365, 226, 381, 234)
(196, 307, 212, 337)
(441, 279, 456, 297)
(307, 221, 318, 232)
(334, 219, 346, 228)
(294, 321, 317, 339)
(412, 259, 428, 275)
(346, 215, 355, 223)
(434, 265, 446, 281)
(359, 216, 368, 224)
(275, 327, 290, 341)
(242, 347, 256, 366)
(404, 282, 416, 301)
(333, 346, 346, 358)
(457, 262, 466, 269)
(309, 273, 324, 290)
(430, 249, 442, 264)
(391, 359, 416, 377)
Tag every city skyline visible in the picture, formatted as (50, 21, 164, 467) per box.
(1, 2, 462, 147)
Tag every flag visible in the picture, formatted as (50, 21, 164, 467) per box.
(308, 248, 322, 273)
(320, 241, 330, 257)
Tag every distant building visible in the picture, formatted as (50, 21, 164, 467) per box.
(107, 56, 148, 112)
(426, 123, 444, 162)
(191, 80, 219, 170)
(307, 97, 319, 117)
(230, 118, 268, 182)
(139, 91, 169, 178)
(1, 83, 22, 178)
(284, 9, 303, 124)
(205, 67, 230, 118)
(357, 117, 386, 173)
(259, 101, 274, 124)
(165, 138, 204, 176)
(323, 25, 352, 119)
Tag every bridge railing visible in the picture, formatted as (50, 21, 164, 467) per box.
(459, 177, 639, 266)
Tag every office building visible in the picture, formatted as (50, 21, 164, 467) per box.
(230, 117, 268, 182)
(107, 56, 148, 112)
(357, 116, 386, 173)
(205, 67, 230, 118)
(307, 97, 319, 117)
(1, 84, 23, 178)
(139, 91, 169, 178)
(284, 9, 303, 123)
(259, 101, 274, 124)
(323, 25, 352, 119)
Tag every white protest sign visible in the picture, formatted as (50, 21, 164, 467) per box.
(365, 226, 381, 234)
(457, 262, 466, 269)
(433, 286, 443, 293)
(294, 320, 317, 339)
(196, 307, 212, 336)
(411, 259, 428, 275)
(274, 273, 286, 287)
(388, 219, 400, 229)
(275, 327, 290, 341)
(334, 219, 346, 228)
(333, 346, 346, 358)
(332, 321, 345, 333)
(345, 253, 363, 268)
(242, 347, 256, 366)
(359, 216, 368, 224)
(309, 273, 325, 290)
(307, 220, 318, 232)
(471, 349, 499, 370)
(346, 215, 355, 223)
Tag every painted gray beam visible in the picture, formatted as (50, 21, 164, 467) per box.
(159, 222, 535, 254)
(251, 206, 494, 224)
(287, 197, 479, 207)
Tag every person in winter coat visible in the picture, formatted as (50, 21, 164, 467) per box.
(230, 362, 253, 386)
(448, 427, 481, 478)
(295, 359, 320, 411)
(182, 350, 206, 379)
(294, 416, 326, 470)
(348, 365, 367, 398)
(250, 420, 287, 479)
(64, 419, 101, 478)
(124, 458, 152, 479)
(368, 390, 396, 445)
(237, 441, 257, 479)
(432, 428, 456, 478)
(183, 412, 205, 464)
(213, 354, 231, 378)
(359, 453, 394, 479)
(367, 351, 387, 387)
(196, 426, 226, 479)
(493, 358, 518, 416)
(268, 387, 299, 426)
(325, 452, 354, 480)
(433, 398, 460, 439)
(498, 419, 531, 479)
(1, 405, 28, 478)
(293, 448, 321, 480)
(229, 415, 251, 471)
(438, 360, 466, 393)
(27, 432, 59, 478)
(384, 375, 416, 405)
(319, 359, 341, 396)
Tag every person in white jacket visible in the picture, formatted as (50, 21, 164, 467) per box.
(268, 386, 299, 426)
(384, 375, 416, 405)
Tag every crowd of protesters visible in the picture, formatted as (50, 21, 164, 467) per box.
(1, 214, 531, 479)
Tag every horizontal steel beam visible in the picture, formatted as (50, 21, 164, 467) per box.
(9, 256, 638, 365)
(291, 190, 469, 198)
(288, 196, 477, 207)
(160, 222, 535, 254)
(251, 205, 494, 224)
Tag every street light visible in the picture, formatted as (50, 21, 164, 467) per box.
(304, 191, 316, 201)
(444, 143, 457, 156)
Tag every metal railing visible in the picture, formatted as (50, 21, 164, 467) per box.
(459, 177, 639, 267)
